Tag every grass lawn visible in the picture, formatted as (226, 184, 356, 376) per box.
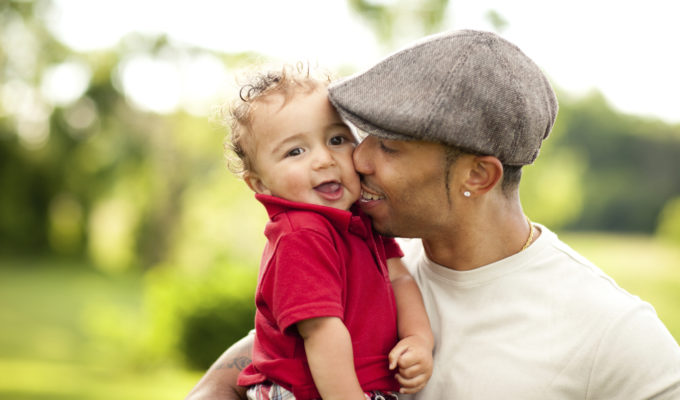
(0, 258, 203, 400)
(0, 232, 678, 398)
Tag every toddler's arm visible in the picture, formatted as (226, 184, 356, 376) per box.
(297, 317, 366, 400)
(387, 257, 434, 394)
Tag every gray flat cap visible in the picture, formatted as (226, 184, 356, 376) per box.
(328, 29, 558, 165)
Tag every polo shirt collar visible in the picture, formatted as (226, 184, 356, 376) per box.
(255, 193, 369, 237)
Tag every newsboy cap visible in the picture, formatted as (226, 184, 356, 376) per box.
(328, 29, 558, 165)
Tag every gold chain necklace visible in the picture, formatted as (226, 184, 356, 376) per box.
(520, 216, 534, 252)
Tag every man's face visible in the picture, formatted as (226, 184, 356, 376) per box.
(354, 135, 454, 238)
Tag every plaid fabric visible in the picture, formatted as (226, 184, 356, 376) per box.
(246, 383, 399, 400)
(246, 383, 296, 400)
(365, 390, 399, 400)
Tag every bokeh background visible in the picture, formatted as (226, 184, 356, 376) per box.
(1, 1, 679, 398)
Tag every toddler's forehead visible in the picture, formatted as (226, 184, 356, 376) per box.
(251, 86, 314, 116)
(252, 85, 328, 124)
(243, 93, 292, 161)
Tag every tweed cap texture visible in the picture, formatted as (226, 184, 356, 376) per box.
(328, 29, 559, 165)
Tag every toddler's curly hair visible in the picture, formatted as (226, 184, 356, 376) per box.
(225, 63, 333, 177)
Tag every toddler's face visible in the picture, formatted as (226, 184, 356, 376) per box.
(245, 87, 360, 210)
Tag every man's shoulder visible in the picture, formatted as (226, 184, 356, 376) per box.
(537, 230, 649, 315)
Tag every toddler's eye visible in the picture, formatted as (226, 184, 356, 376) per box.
(287, 148, 303, 157)
(329, 136, 346, 146)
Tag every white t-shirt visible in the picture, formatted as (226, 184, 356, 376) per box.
(398, 224, 680, 399)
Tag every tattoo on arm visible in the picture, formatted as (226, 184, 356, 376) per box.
(216, 356, 251, 371)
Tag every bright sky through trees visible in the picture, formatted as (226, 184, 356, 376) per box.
(46, 0, 680, 123)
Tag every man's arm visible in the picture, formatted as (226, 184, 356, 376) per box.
(387, 257, 434, 394)
(185, 332, 253, 400)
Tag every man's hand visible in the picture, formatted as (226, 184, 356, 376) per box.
(388, 335, 433, 394)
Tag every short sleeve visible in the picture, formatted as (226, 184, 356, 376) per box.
(588, 303, 680, 398)
(381, 235, 404, 259)
(260, 230, 346, 333)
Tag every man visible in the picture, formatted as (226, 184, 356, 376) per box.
(188, 30, 680, 399)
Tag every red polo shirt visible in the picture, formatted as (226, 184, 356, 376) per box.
(238, 194, 402, 399)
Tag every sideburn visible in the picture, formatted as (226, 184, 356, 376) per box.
(443, 146, 463, 205)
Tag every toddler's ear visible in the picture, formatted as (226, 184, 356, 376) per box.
(244, 171, 271, 195)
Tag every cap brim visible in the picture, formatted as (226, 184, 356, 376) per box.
(332, 97, 417, 143)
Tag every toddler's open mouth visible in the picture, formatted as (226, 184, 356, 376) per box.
(315, 181, 343, 201)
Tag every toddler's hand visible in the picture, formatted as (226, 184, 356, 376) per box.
(388, 335, 433, 394)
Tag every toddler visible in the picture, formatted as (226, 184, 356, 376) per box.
(228, 64, 433, 400)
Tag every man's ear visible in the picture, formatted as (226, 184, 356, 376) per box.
(464, 155, 503, 195)
(243, 171, 271, 195)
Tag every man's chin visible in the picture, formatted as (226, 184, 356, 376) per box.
(370, 219, 396, 237)
(362, 206, 398, 236)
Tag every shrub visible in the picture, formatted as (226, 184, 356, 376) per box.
(178, 294, 255, 369)
(142, 262, 257, 370)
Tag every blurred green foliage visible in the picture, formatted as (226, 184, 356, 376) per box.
(551, 91, 680, 232)
(348, 0, 450, 45)
(1, 0, 267, 378)
(657, 196, 680, 244)
(3, 1, 679, 265)
(521, 89, 680, 233)
(1, 1, 679, 397)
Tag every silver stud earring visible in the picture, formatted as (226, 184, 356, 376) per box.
(463, 191, 471, 197)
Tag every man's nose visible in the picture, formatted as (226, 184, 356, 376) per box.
(353, 136, 374, 175)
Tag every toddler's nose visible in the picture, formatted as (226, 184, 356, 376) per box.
(312, 148, 336, 170)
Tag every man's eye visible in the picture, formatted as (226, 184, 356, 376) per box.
(329, 136, 346, 146)
(379, 140, 397, 153)
(287, 148, 303, 157)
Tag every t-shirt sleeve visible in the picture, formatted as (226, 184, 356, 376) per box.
(260, 230, 345, 333)
(381, 235, 404, 259)
(588, 303, 680, 398)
